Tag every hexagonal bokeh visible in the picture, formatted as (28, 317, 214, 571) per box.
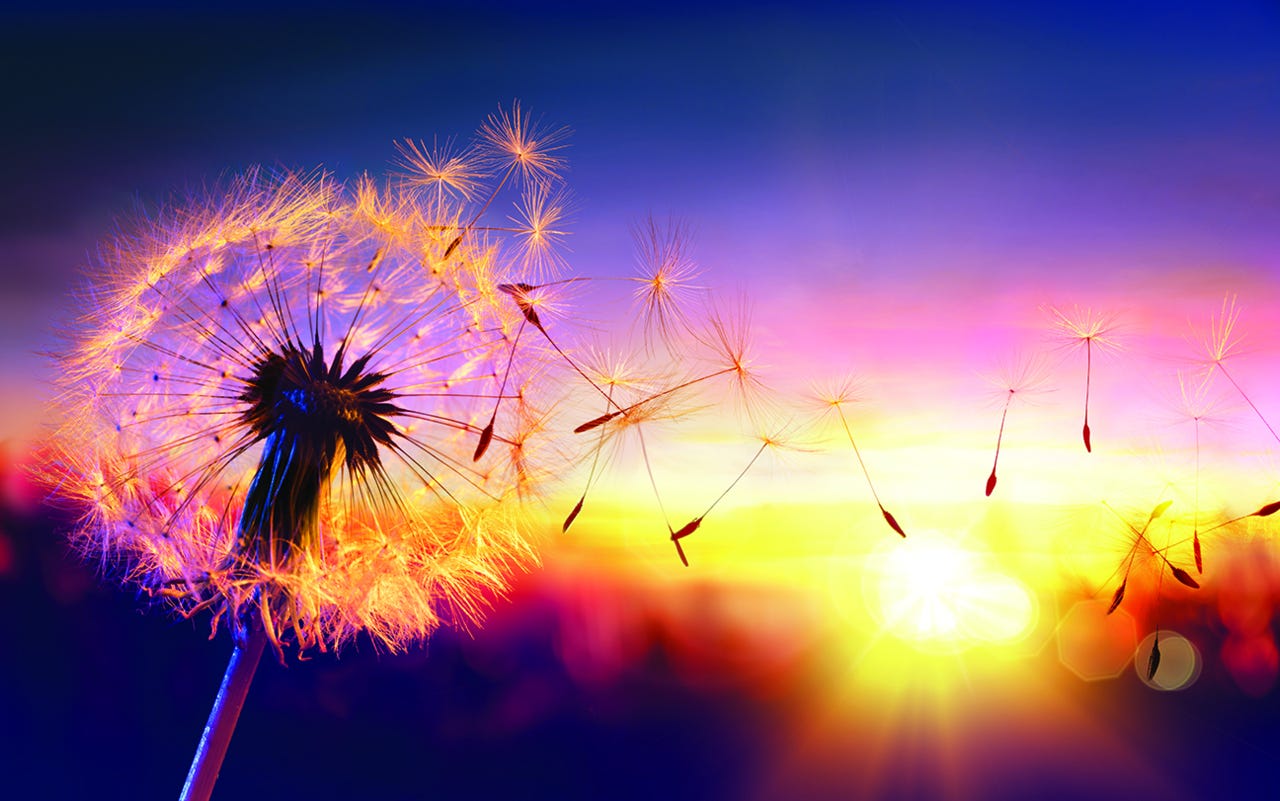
(1057, 599, 1138, 681)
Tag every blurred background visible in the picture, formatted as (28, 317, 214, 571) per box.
(2, 1, 1279, 798)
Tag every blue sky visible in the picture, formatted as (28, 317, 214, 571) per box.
(2, 0, 1277, 436)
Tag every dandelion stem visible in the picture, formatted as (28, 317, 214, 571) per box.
(574, 367, 736, 433)
(564, 387, 615, 533)
(703, 441, 768, 519)
(1193, 419, 1202, 573)
(534, 323, 625, 412)
(986, 393, 1012, 497)
(668, 441, 769, 567)
(837, 407, 905, 536)
(474, 319, 527, 461)
(1082, 338, 1093, 452)
(1218, 362, 1280, 446)
(468, 162, 518, 229)
(180, 624, 267, 801)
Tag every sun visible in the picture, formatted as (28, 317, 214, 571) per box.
(863, 530, 1037, 652)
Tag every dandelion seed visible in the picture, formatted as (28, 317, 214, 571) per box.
(1171, 369, 1230, 573)
(510, 181, 573, 279)
(562, 497, 585, 533)
(811, 376, 906, 537)
(575, 410, 617, 434)
(1046, 305, 1122, 453)
(1169, 565, 1200, 589)
(571, 304, 765, 435)
(629, 215, 703, 350)
(560, 346, 658, 533)
(1192, 296, 1280, 446)
(982, 355, 1051, 497)
(1107, 580, 1126, 614)
(1199, 499, 1280, 535)
(670, 516, 701, 567)
(394, 136, 483, 203)
(665, 426, 795, 566)
(1148, 631, 1163, 680)
(1100, 499, 1198, 616)
(478, 100, 570, 190)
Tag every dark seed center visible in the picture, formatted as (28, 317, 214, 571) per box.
(231, 341, 401, 569)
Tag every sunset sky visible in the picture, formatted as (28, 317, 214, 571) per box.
(2, 2, 1279, 799)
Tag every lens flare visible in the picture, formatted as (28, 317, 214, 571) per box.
(862, 530, 1036, 652)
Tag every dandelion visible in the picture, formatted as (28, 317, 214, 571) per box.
(1195, 498, 1280, 539)
(1145, 631, 1163, 681)
(565, 296, 771, 559)
(1046, 305, 1122, 453)
(1096, 498, 1201, 679)
(478, 100, 569, 191)
(560, 345, 670, 533)
(629, 215, 703, 350)
(41, 107, 572, 801)
(667, 423, 800, 566)
(394, 136, 483, 202)
(1101, 499, 1197, 612)
(982, 355, 1052, 497)
(510, 182, 573, 278)
(1192, 295, 1280, 446)
(572, 300, 766, 435)
(810, 376, 906, 537)
(1171, 370, 1233, 572)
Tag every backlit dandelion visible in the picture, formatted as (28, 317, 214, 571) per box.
(568, 296, 771, 561)
(394, 136, 483, 202)
(1171, 370, 1233, 572)
(511, 182, 573, 278)
(630, 215, 704, 350)
(810, 376, 906, 537)
(1191, 498, 1280, 544)
(667, 423, 801, 567)
(572, 300, 766, 435)
(478, 100, 569, 190)
(1046, 305, 1122, 453)
(982, 355, 1052, 497)
(1193, 295, 1280, 447)
(1098, 499, 1200, 680)
(41, 107, 574, 801)
(560, 344, 671, 533)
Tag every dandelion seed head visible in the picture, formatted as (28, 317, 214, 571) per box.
(751, 418, 813, 463)
(697, 299, 773, 422)
(983, 353, 1054, 408)
(577, 344, 671, 399)
(479, 101, 569, 188)
(510, 182, 572, 279)
(1191, 295, 1247, 369)
(44, 119, 574, 655)
(1046, 304, 1124, 354)
(394, 137, 483, 201)
(808, 374, 867, 414)
(1172, 369, 1235, 426)
(630, 216, 703, 349)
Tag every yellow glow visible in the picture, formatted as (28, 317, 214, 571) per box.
(863, 530, 1036, 651)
